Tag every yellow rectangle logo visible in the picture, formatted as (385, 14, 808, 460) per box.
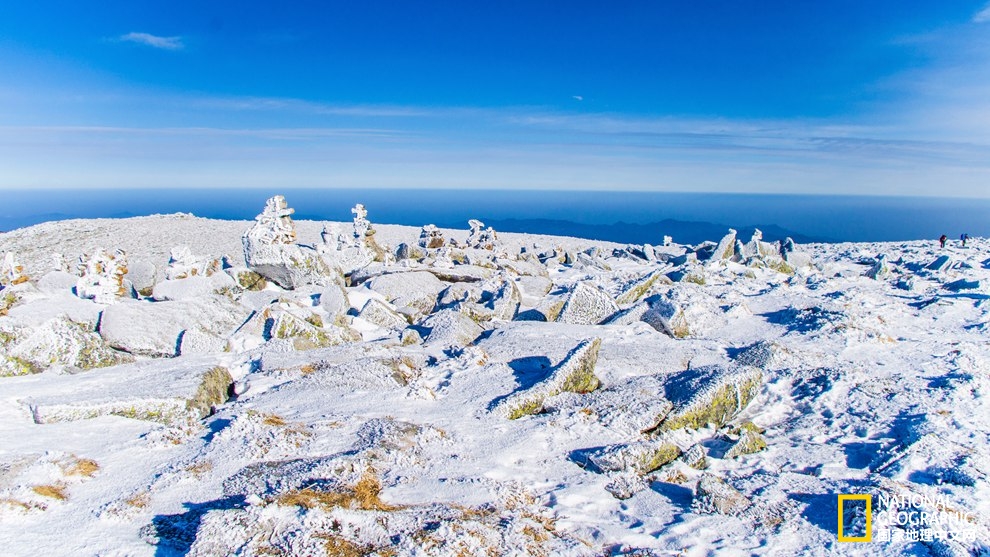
(838, 494, 872, 542)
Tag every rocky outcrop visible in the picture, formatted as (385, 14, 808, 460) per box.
(573, 437, 681, 476)
(466, 219, 500, 251)
(6, 316, 130, 371)
(693, 474, 751, 515)
(1, 252, 29, 286)
(100, 297, 248, 357)
(418, 309, 484, 347)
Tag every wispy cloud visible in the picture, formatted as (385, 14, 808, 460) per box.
(118, 32, 184, 50)
(975, 3, 990, 23)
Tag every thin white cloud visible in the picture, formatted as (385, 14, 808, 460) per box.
(119, 32, 184, 50)
(572, 95, 583, 101)
(975, 2, 990, 22)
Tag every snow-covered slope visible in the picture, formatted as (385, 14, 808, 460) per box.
(0, 208, 988, 556)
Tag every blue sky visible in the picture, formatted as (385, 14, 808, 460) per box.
(2, 1, 990, 196)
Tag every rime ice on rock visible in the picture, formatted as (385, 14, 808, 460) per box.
(242, 195, 337, 289)
(418, 224, 446, 249)
(76, 249, 130, 304)
(713, 229, 737, 261)
(351, 203, 371, 238)
(165, 246, 223, 280)
(1, 252, 29, 286)
(467, 219, 501, 251)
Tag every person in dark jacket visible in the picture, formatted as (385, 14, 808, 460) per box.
(939, 234, 947, 248)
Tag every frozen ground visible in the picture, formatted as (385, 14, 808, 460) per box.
(0, 210, 988, 556)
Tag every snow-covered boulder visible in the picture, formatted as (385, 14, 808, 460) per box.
(25, 361, 232, 425)
(99, 297, 248, 357)
(573, 436, 681, 476)
(267, 310, 359, 350)
(864, 253, 891, 280)
(713, 229, 737, 261)
(466, 219, 501, 251)
(357, 298, 408, 330)
(693, 473, 751, 515)
(6, 316, 130, 371)
(36, 271, 78, 292)
(318, 284, 349, 318)
(242, 195, 339, 289)
(125, 259, 158, 295)
(495, 338, 602, 419)
(366, 271, 444, 315)
(418, 308, 484, 348)
(556, 282, 619, 325)
(152, 272, 236, 301)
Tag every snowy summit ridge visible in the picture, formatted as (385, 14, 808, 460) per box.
(0, 195, 988, 556)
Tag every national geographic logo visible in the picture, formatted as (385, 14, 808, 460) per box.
(838, 492, 978, 543)
(837, 494, 872, 542)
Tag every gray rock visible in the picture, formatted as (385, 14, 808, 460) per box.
(419, 309, 484, 348)
(694, 473, 751, 515)
(357, 298, 408, 329)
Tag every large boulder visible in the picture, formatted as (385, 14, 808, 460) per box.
(152, 273, 236, 301)
(25, 361, 232, 425)
(7, 316, 130, 371)
(366, 271, 444, 315)
(418, 309, 484, 348)
(573, 437, 681, 476)
(99, 297, 248, 357)
(694, 474, 751, 515)
(556, 282, 619, 325)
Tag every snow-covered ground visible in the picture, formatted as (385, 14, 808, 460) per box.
(0, 209, 988, 556)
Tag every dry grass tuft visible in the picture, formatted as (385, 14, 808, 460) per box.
(32, 484, 67, 500)
(185, 460, 214, 476)
(125, 491, 151, 508)
(0, 497, 43, 511)
(262, 413, 288, 427)
(64, 456, 100, 477)
(276, 469, 399, 512)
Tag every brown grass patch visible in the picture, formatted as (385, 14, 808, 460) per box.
(276, 469, 399, 512)
(262, 414, 288, 427)
(125, 491, 151, 508)
(301, 364, 318, 375)
(0, 497, 43, 511)
(64, 457, 100, 477)
(185, 460, 214, 476)
(32, 484, 67, 501)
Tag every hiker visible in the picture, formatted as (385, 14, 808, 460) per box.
(961, 233, 969, 247)
(939, 234, 947, 248)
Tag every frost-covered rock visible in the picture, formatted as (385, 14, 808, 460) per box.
(267, 310, 359, 350)
(926, 255, 953, 272)
(126, 259, 158, 295)
(486, 278, 521, 321)
(418, 224, 446, 249)
(75, 248, 131, 304)
(366, 271, 444, 315)
(864, 253, 891, 280)
(419, 308, 484, 347)
(731, 340, 788, 371)
(100, 297, 248, 357)
(7, 316, 130, 371)
(680, 444, 708, 470)
(36, 271, 78, 292)
(615, 270, 671, 305)
(357, 298, 408, 330)
(551, 375, 674, 436)
(228, 267, 267, 291)
(165, 245, 223, 280)
(496, 338, 602, 419)
(26, 362, 232, 425)
(467, 219, 500, 251)
(713, 229, 737, 261)
(693, 473, 751, 515)
(242, 195, 338, 289)
(152, 273, 236, 301)
(659, 364, 763, 431)
(725, 429, 768, 458)
(1, 251, 29, 286)
(318, 284, 349, 318)
(556, 282, 619, 325)
(611, 285, 724, 338)
(573, 437, 681, 476)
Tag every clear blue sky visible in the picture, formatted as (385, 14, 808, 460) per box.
(2, 1, 990, 196)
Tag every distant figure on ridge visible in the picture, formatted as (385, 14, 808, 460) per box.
(939, 234, 947, 248)
(961, 233, 969, 247)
